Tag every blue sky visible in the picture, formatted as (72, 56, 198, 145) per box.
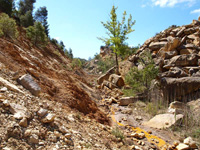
(34, 0, 200, 59)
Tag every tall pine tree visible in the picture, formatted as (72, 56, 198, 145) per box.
(0, 0, 14, 16)
(35, 6, 49, 36)
(18, 0, 36, 27)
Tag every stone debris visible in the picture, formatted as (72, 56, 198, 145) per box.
(41, 113, 56, 123)
(0, 77, 24, 93)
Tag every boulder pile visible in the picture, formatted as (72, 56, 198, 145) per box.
(129, 18, 200, 102)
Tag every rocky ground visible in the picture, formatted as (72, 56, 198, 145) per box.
(1, 18, 200, 150)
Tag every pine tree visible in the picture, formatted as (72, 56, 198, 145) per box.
(98, 6, 135, 73)
(0, 0, 14, 16)
(18, 0, 36, 27)
(26, 22, 47, 46)
(34, 6, 49, 36)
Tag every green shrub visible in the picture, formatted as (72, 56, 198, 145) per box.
(26, 22, 47, 46)
(111, 127, 124, 140)
(71, 58, 82, 69)
(0, 13, 18, 38)
(97, 56, 115, 73)
(125, 51, 158, 96)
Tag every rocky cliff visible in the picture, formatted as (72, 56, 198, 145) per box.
(129, 18, 200, 103)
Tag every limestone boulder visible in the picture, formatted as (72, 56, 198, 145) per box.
(143, 113, 184, 129)
(97, 67, 116, 85)
(101, 80, 117, 90)
(168, 101, 189, 114)
(161, 77, 200, 102)
(183, 137, 198, 149)
(176, 27, 186, 37)
(109, 74, 125, 88)
(149, 41, 167, 50)
(176, 143, 190, 150)
(119, 97, 137, 106)
(18, 74, 41, 96)
(163, 54, 200, 69)
(164, 36, 181, 51)
(160, 67, 188, 78)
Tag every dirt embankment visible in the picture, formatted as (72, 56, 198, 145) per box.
(0, 35, 109, 124)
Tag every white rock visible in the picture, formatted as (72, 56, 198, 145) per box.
(184, 137, 197, 148)
(14, 112, 23, 120)
(0, 77, 24, 93)
(59, 126, 69, 134)
(0, 87, 7, 92)
(37, 108, 48, 117)
(176, 143, 190, 150)
(29, 134, 39, 144)
(41, 113, 56, 123)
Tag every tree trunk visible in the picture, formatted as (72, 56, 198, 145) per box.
(115, 53, 119, 74)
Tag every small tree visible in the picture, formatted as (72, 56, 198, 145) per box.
(98, 6, 135, 73)
(26, 22, 47, 46)
(0, 13, 18, 38)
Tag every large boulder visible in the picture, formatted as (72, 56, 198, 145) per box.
(119, 97, 137, 106)
(109, 74, 125, 88)
(101, 80, 117, 90)
(97, 67, 116, 85)
(149, 41, 167, 50)
(161, 77, 200, 102)
(18, 74, 41, 96)
(143, 113, 184, 129)
(163, 54, 200, 69)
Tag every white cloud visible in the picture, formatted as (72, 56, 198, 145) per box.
(152, 0, 196, 7)
(191, 8, 200, 14)
(141, 4, 147, 8)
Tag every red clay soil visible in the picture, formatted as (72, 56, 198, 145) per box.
(0, 35, 109, 124)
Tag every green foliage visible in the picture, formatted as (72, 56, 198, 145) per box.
(122, 89, 136, 97)
(125, 51, 158, 95)
(68, 48, 73, 59)
(26, 22, 47, 46)
(18, 0, 36, 27)
(0, 13, 18, 38)
(99, 5, 135, 70)
(34, 6, 49, 36)
(0, 0, 14, 16)
(96, 56, 115, 73)
(111, 127, 124, 140)
(20, 10, 34, 27)
(71, 58, 82, 69)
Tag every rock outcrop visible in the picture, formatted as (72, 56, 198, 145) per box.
(129, 19, 200, 102)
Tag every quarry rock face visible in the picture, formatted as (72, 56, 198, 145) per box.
(129, 19, 200, 102)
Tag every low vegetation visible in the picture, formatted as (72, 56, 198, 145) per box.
(26, 22, 47, 46)
(111, 126, 124, 140)
(95, 55, 115, 73)
(0, 13, 18, 38)
(124, 51, 159, 98)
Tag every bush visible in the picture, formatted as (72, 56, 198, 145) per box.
(111, 127, 124, 140)
(125, 51, 158, 96)
(71, 58, 82, 69)
(26, 22, 47, 46)
(0, 13, 18, 38)
(96, 56, 115, 73)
